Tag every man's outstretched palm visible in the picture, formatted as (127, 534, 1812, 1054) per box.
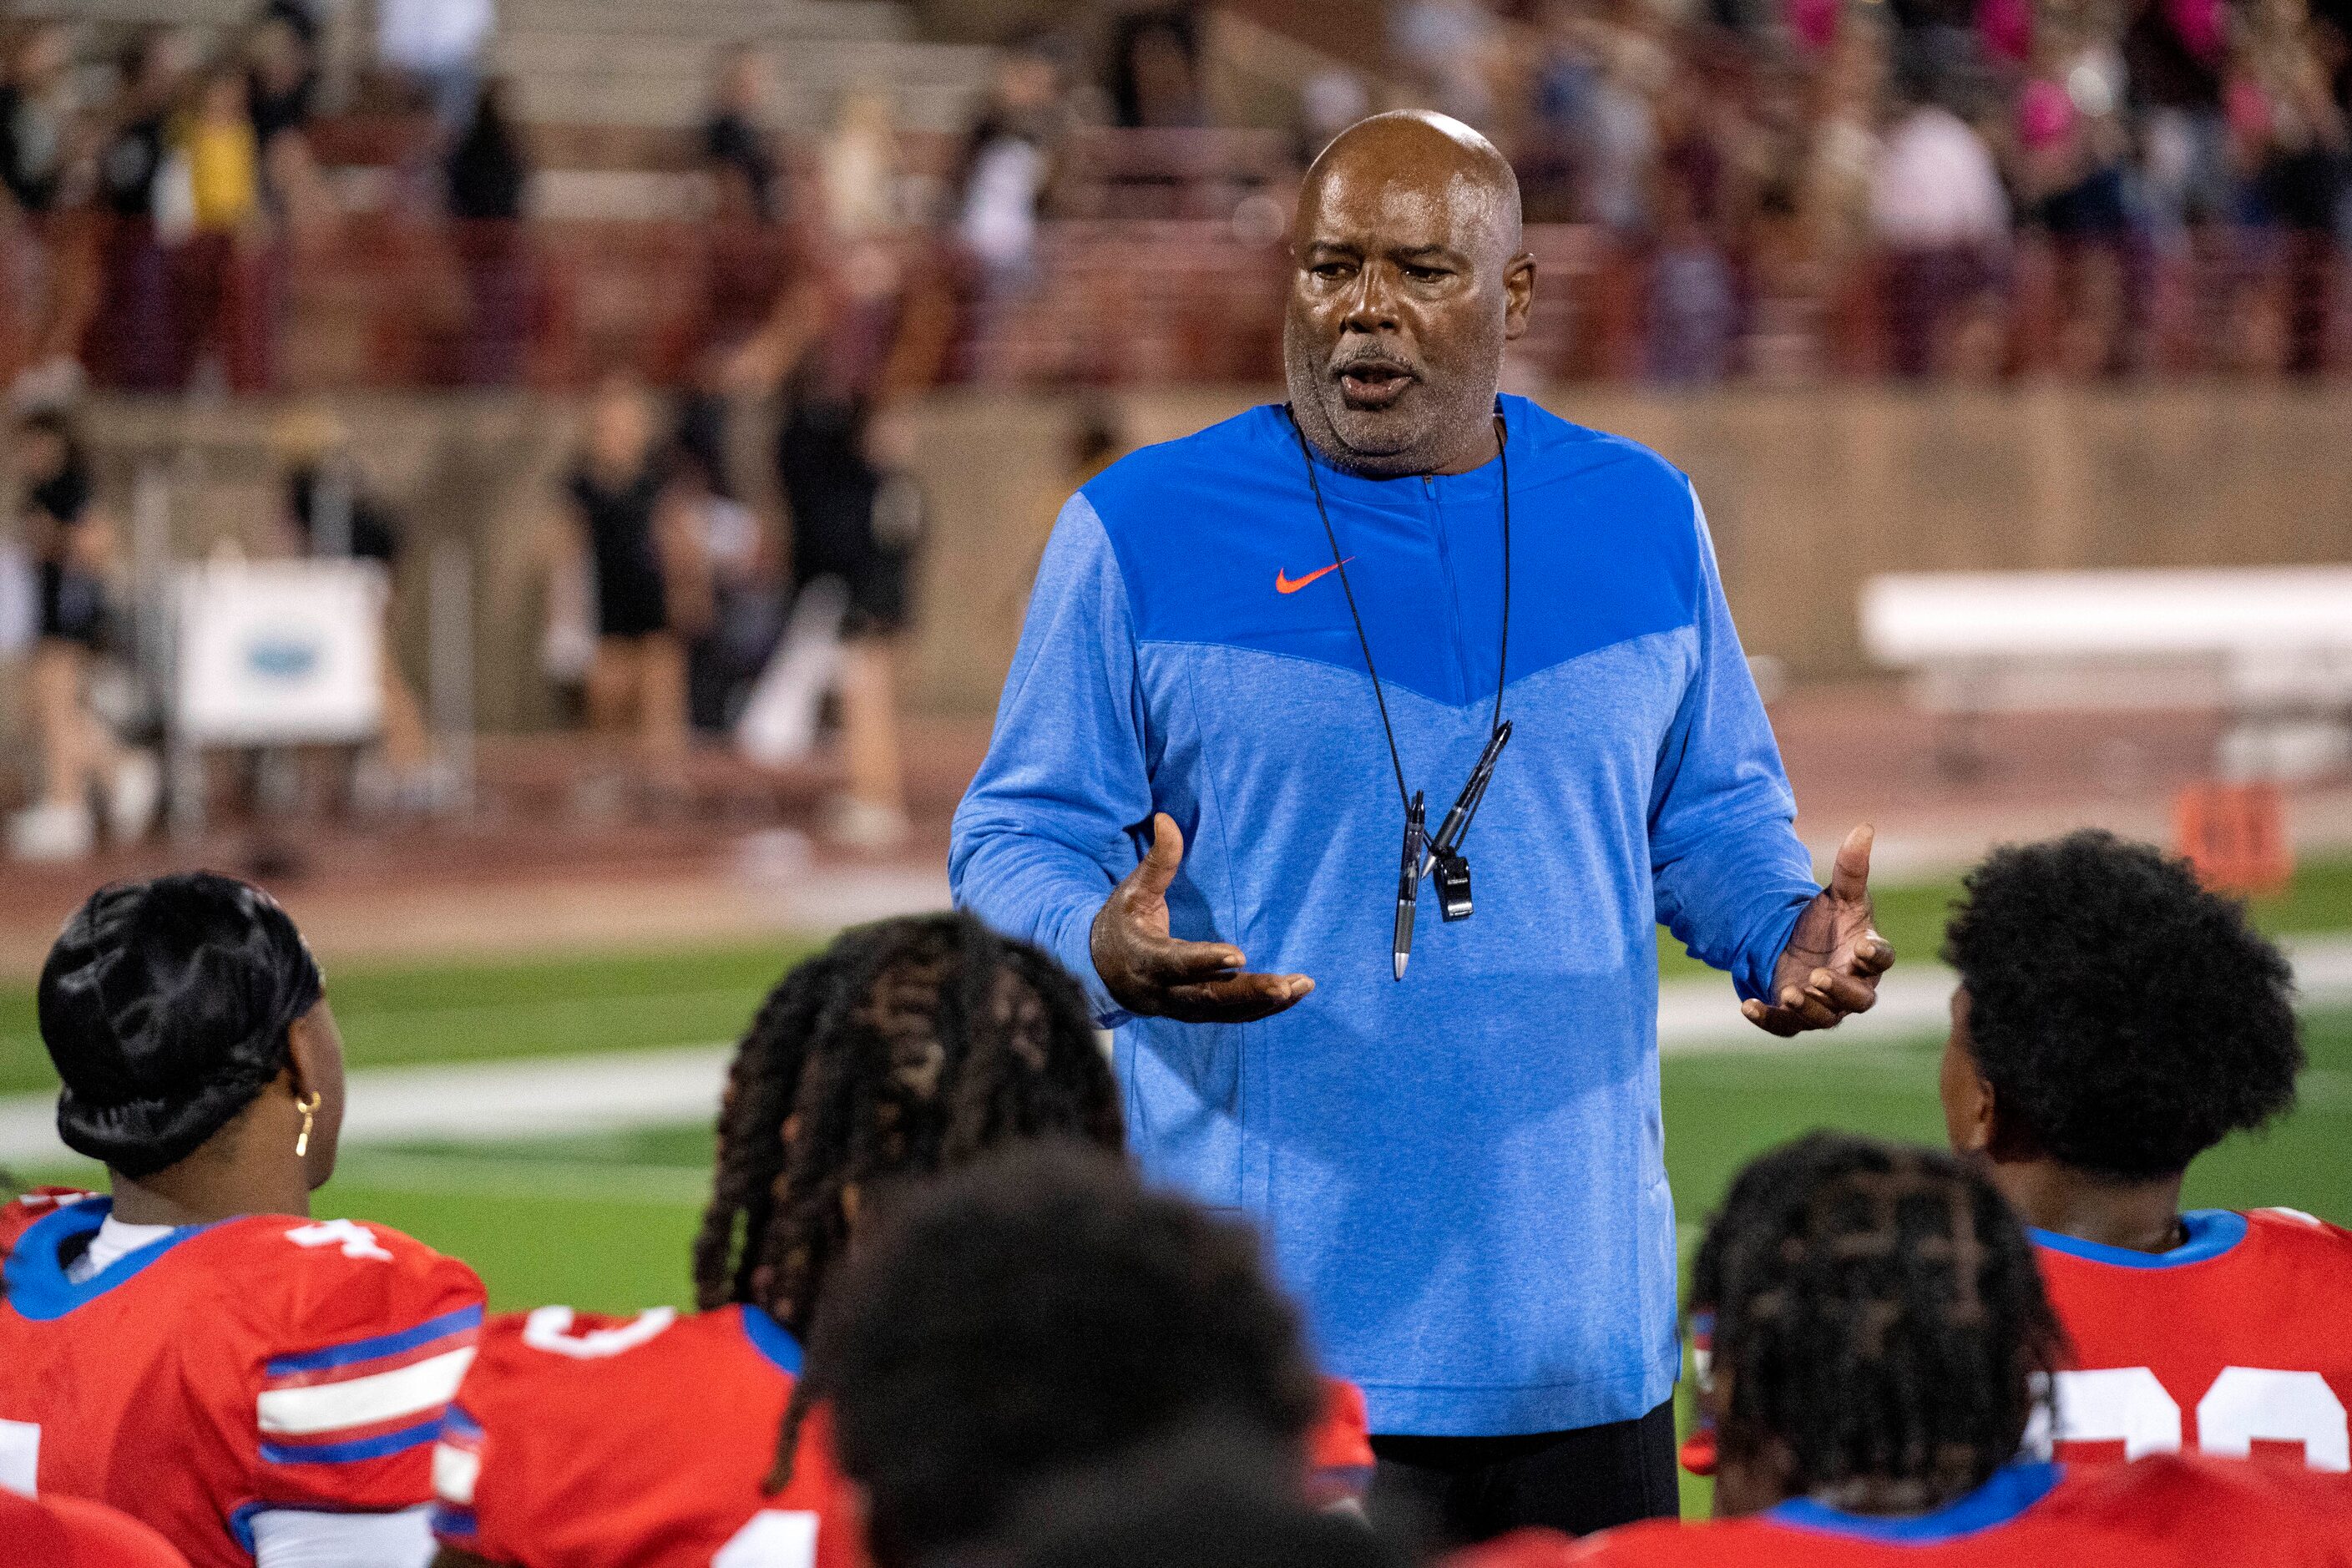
(1743, 823, 1894, 1037)
(1092, 813, 1314, 1024)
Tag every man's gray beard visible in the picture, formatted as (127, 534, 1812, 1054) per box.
(1281, 329, 1501, 479)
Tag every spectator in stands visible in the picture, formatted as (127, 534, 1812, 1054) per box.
(377, 0, 494, 134)
(6, 407, 157, 862)
(2126, 0, 2233, 243)
(1108, 8, 1209, 129)
(444, 77, 530, 385)
(2, 20, 98, 404)
(1393, 0, 1507, 129)
(703, 43, 780, 225)
(244, 8, 330, 239)
(172, 66, 269, 391)
(2233, 0, 2348, 372)
(563, 374, 690, 807)
(1, 21, 77, 219)
(243, 11, 316, 151)
(2014, 10, 2134, 376)
(91, 30, 190, 391)
(957, 40, 1065, 291)
(1869, 64, 2011, 377)
(799, 1146, 1330, 1568)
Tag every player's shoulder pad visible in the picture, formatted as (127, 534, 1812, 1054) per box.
(224, 1216, 483, 1463)
(432, 1306, 695, 1538)
(2248, 1206, 2352, 1247)
(0, 1188, 98, 1257)
(441, 1306, 691, 1461)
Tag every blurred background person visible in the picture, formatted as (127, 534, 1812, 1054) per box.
(3, 19, 99, 407)
(727, 91, 949, 851)
(1870, 63, 2013, 377)
(702, 43, 781, 227)
(90, 28, 190, 392)
(377, 0, 494, 134)
(171, 64, 269, 392)
(563, 375, 691, 809)
(7, 406, 154, 862)
(273, 405, 443, 812)
(443, 77, 530, 387)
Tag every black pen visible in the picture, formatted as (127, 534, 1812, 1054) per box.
(1421, 721, 1512, 880)
(1393, 792, 1425, 981)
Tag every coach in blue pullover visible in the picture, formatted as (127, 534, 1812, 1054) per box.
(950, 113, 1894, 1543)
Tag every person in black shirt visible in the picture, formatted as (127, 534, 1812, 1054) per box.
(91, 30, 190, 391)
(445, 77, 530, 384)
(8, 409, 156, 861)
(702, 45, 779, 225)
(563, 377, 692, 800)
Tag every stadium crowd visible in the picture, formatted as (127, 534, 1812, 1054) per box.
(1, 828, 2349, 1565)
(4, 0, 2352, 392)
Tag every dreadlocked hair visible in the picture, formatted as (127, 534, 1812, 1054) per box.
(682, 913, 1122, 1491)
(1692, 1133, 2064, 1512)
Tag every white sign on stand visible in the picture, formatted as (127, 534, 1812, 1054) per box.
(175, 560, 386, 745)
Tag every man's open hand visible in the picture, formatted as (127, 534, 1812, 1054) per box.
(1743, 823, 1895, 1037)
(1092, 813, 1314, 1024)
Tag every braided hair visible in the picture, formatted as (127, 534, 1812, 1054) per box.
(682, 913, 1122, 1487)
(1692, 1133, 2064, 1513)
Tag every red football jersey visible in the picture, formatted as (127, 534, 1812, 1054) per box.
(1472, 1458, 2352, 1568)
(2036, 1208, 2352, 1478)
(434, 1302, 1379, 1568)
(431, 1303, 857, 1568)
(0, 1487, 195, 1568)
(0, 1188, 485, 1568)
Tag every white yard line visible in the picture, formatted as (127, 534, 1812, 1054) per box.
(5, 938, 2350, 1167)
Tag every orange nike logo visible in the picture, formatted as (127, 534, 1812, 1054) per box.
(1276, 559, 1354, 594)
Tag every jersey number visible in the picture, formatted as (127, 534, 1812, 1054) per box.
(2056, 1367, 2350, 1471)
(286, 1220, 393, 1262)
(714, 1511, 817, 1568)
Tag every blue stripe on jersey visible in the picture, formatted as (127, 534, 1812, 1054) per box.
(1768, 1462, 2063, 1543)
(264, 1305, 485, 1376)
(740, 1304, 804, 1374)
(2030, 1210, 2248, 1270)
(229, 1501, 266, 1555)
(431, 1503, 480, 1539)
(441, 1403, 483, 1443)
(0, 1196, 213, 1322)
(260, 1414, 446, 1465)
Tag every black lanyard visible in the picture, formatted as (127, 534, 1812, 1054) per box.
(1285, 407, 1514, 972)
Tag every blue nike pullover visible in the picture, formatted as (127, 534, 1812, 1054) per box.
(949, 396, 1818, 1436)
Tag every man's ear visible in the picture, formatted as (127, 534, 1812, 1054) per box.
(1502, 253, 1535, 340)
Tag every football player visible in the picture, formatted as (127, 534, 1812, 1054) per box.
(801, 1143, 1365, 1568)
(1940, 831, 2349, 1477)
(0, 873, 486, 1568)
(428, 913, 1377, 1568)
(1477, 1135, 2349, 1568)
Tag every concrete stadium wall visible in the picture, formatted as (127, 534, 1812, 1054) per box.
(9, 385, 2347, 764)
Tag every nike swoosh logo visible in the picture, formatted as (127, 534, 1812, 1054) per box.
(1276, 559, 1354, 594)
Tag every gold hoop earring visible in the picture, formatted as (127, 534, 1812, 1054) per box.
(294, 1090, 323, 1159)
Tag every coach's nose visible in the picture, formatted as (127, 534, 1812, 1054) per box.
(1343, 261, 1400, 334)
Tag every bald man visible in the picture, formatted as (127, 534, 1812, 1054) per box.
(952, 114, 1891, 1543)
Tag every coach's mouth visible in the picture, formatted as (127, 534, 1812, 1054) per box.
(1334, 359, 1416, 411)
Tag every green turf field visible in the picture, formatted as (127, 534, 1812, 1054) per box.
(8, 858, 2349, 1518)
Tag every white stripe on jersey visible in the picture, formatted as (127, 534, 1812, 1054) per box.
(258, 1347, 477, 1435)
(432, 1440, 480, 1507)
